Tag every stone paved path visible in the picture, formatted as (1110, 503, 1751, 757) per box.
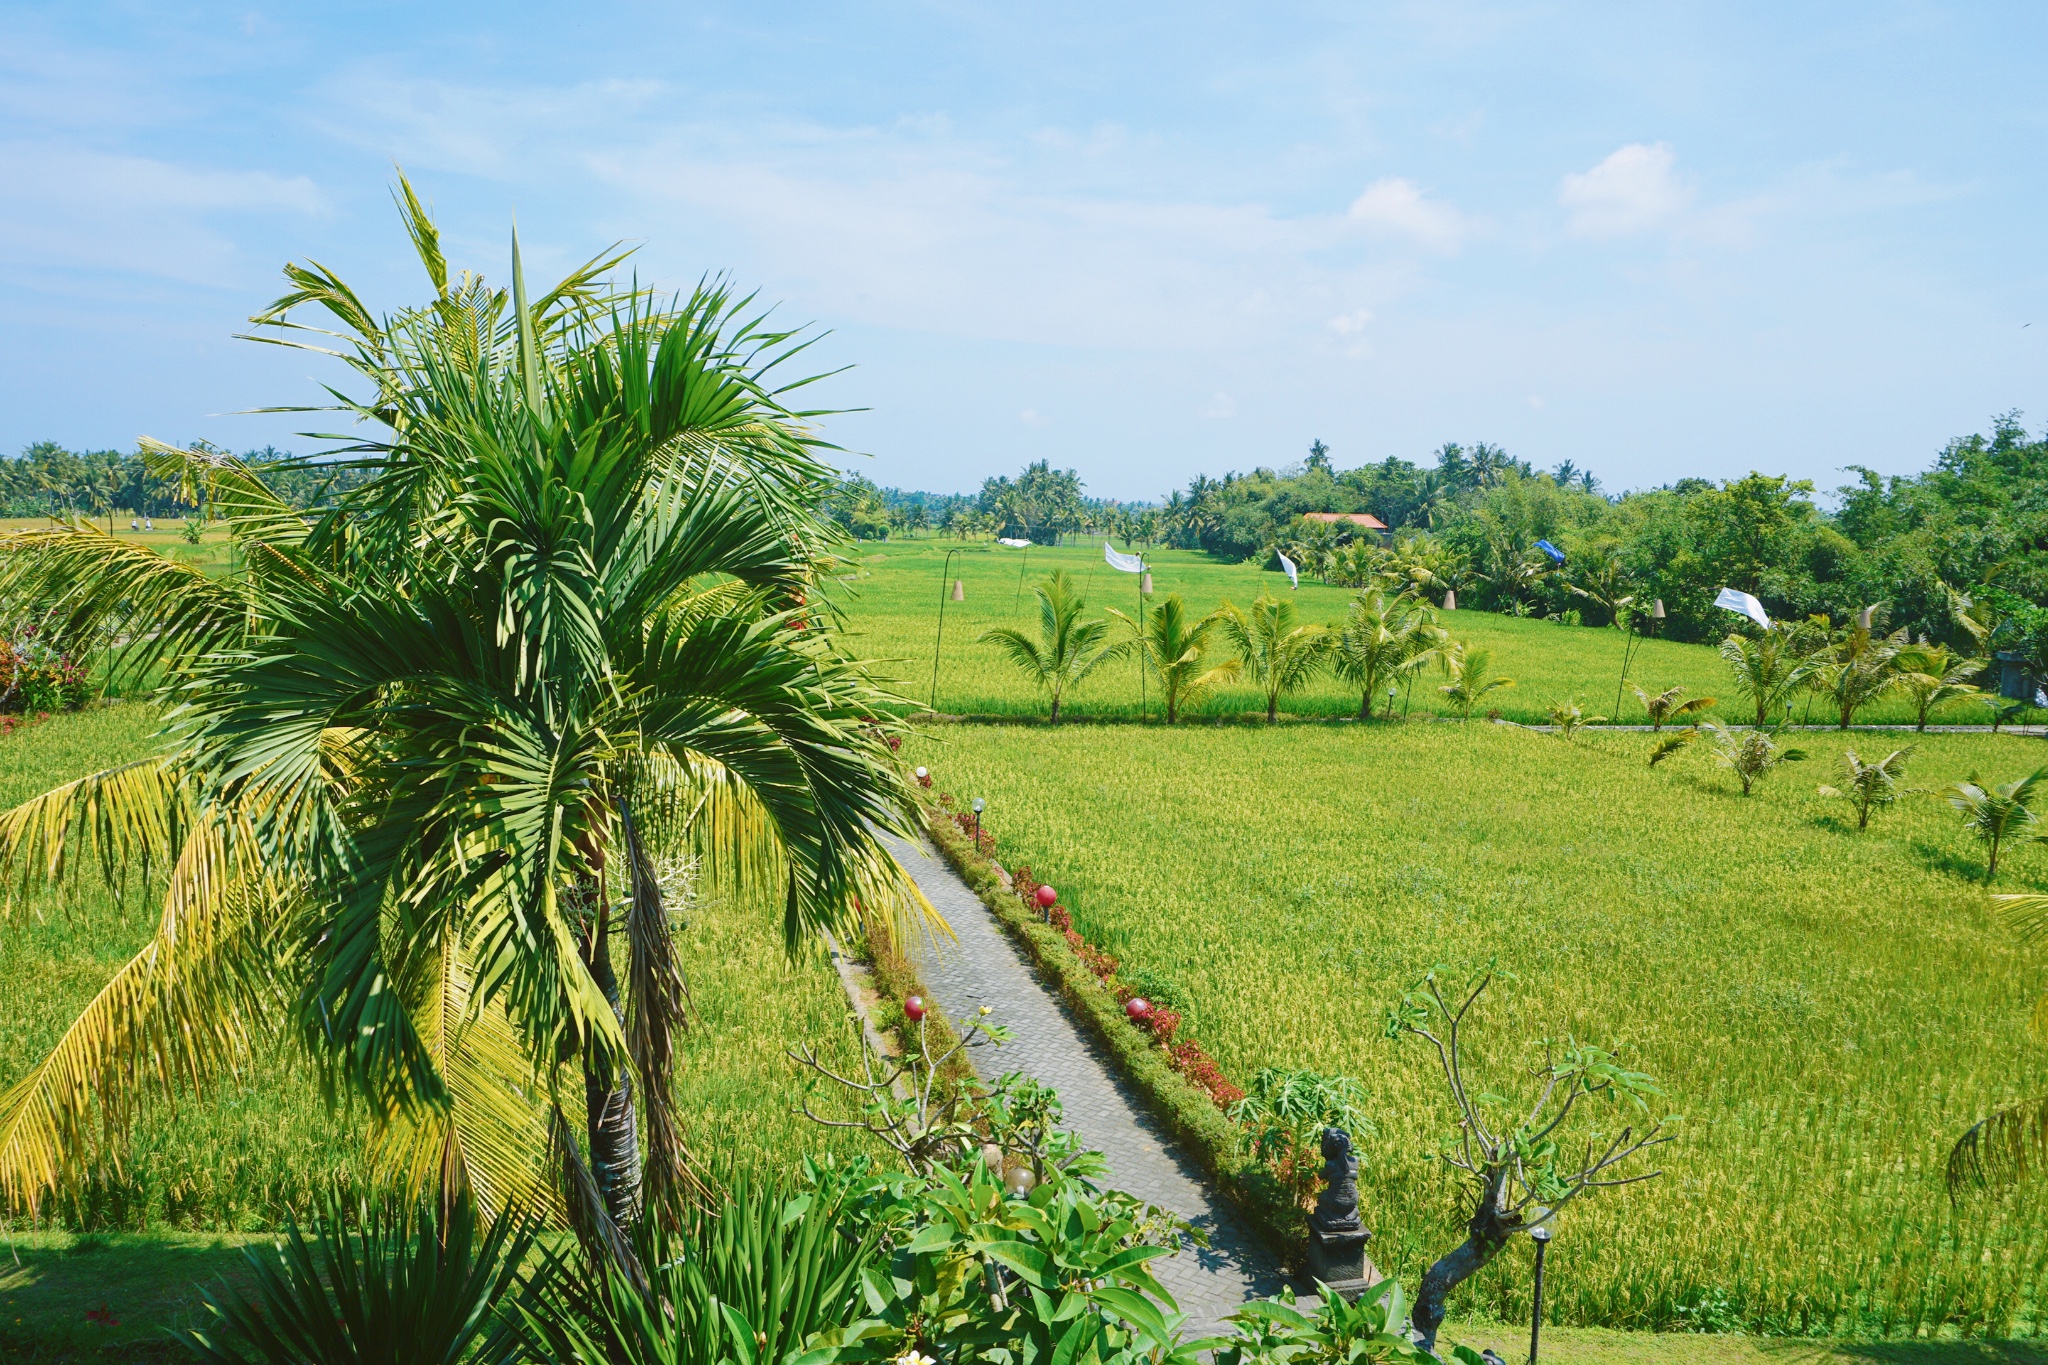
(877, 831, 1289, 1337)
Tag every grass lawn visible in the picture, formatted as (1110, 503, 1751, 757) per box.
(827, 539, 2023, 728)
(905, 719, 2048, 1337)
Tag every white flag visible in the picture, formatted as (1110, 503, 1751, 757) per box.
(1278, 551, 1299, 589)
(1103, 541, 1144, 574)
(997, 537, 1033, 548)
(1714, 587, 1771, 630)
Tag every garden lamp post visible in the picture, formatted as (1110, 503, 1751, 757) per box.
(971, 797, 985, 840)
(1387, 684, 1397, 720)
(1528, 1220, 1552, 1365)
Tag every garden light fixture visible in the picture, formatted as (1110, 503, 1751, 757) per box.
(903, 995, 926, 1023)
(1034, 884, 1057, 909)
(1528, 1215, 1553, 1365)
(1004, 1165, 1037, 1198)
(971, 797, 985, 838)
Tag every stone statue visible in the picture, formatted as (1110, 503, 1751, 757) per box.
(1311, 1126, 1362, 1234)
(1304, 1126, 1378, 1299)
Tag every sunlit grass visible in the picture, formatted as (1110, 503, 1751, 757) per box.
(907, 719, 2048, 1336)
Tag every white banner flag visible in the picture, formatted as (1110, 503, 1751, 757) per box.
(1278, 551, 1299, 589)
(1714, 587, 1771, 629)
(997, 537, 1033, 548)
(1103, 541, 1144, 574)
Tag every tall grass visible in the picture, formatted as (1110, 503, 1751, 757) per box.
(829, 540, 2018, 729)
(905, 720, 2048, 1336)
(0, 706, 874, 1232)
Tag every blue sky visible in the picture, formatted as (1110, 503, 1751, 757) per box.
(3, 2, 2045, 501)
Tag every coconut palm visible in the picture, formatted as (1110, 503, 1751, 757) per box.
(1947, 768, 2048, 881)
(1808, 618, 1908, 730)
(1632, 684, 1717, 732)
(981, 571, 1119, 723)
(1893, 644, 1988, 731)
(1331, 589, 1440, 720)
(0, 190, 924, 1233)
(1816, 747, 1916, 830)
(1719, 627, 1819, 728)
(1701, 723, 1807, 796)
(1437, 645, 1514, 721)
(1105, 594, 1235, 724)
(1216, 593, 1333, 723)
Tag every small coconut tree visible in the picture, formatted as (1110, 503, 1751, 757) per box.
(1331, 589, 1441, 720)
(1952, 891, 2048, 1193)
(980, 571, 1119, 723)
(1383, 964, 1673, 1354)
(1719, 627, 1818, 728)
(1817, 747, 1916, 830)
(1702, 723, 1807, 796)
(1106, 593, 1235, 724)
(1808, 618, 1908, 730)
(1947, 768, 2048, 882)
(1632, 684, 1716, 732)
(1217, 592, 1333, 723)
(1893, 644, 1988, 731)
(1438, 645, 1514, 721)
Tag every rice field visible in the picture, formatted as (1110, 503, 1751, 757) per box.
(0, 705, 874, 1235)
(827, 539, 2023, 729)
(902, 718, 2048, 1337)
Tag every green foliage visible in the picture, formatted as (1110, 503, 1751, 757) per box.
(1332, 589, 1442, 720)
(1702, 723, 1808, 796)
(1632, 683, 1715, 732)
(1894, 643, 1988, 731)
(1106, 594, 1236, 724)
(1214, 1279, 1436, 1365)
(908, 722, 2048, 1335)
(1437, 645, 1513, 721)
(1718, 627, 1817, 728)
(979, 571, 1121, 722)
(1816, 746, 1916, 830)
(1217, 593, 1334, 723)
(1946, 767, 2048, 881)
(172, 1194, 535, 1365)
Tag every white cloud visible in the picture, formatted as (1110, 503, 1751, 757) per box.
(1327, 307, 1374, 335)
(0, 144, 324, 286)
(1019, 407, 1048, 427)
(1198, 392, 1235, 419)
(1346, 177, 1473, 251)
(1559, 142, 1692, 238)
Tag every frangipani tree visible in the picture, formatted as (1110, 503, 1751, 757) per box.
(0, 186, 926, 1236)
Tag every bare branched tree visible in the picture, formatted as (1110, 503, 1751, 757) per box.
(1383, 965, 1675, 1354)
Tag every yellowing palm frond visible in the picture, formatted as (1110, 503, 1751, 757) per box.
(0, 758, 185, 899)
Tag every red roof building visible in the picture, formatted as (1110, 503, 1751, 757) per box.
(1300, 512, 1388, 530)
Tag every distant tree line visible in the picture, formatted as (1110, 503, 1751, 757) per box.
(837, 413, 2048, 652)
(0, 441, 371, 520)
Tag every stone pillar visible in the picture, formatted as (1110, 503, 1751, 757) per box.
(1305, 1127, 1381, 1299)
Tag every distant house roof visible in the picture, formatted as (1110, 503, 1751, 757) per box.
(1301, 511, 1388, 530)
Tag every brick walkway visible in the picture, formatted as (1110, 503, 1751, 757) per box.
(877, 831, 1289, 1337)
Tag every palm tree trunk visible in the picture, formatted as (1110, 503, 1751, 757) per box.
(1267, 687, 1278, 723)
(580, 892, 640, 1230)
(1360, 690, 1371, 721)
(1989, 837, 2001, 882)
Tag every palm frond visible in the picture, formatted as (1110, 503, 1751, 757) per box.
(1949, 1096, 2048, 1195)
(0, 757, 186, 898)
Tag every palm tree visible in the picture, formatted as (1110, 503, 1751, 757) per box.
(1105, 594, 1234, 725)
(0, 187, 924, 1233)
(1216, 593, 1333, 723)
(1719, 627, 1818, 728)
(1632, 684, 1716, 732)
(1437, 645, 1514, 721)
(981, 571, 1119, 722)
(1701, 723, 1807, 796)
(1332, 590, 1440, 719)
(1947, 768, 2048, 881)
(1808, 619, 1907, 729)
(1894, 644, 1988, 731)
(1565, 554, 1634, 628)
(1816, 747, 1916, 830)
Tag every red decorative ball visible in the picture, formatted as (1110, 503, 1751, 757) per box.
(1035, 884, 1058, 908)
(904, 996, 926, 1023)
(1125, 997, 1153, 1021)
